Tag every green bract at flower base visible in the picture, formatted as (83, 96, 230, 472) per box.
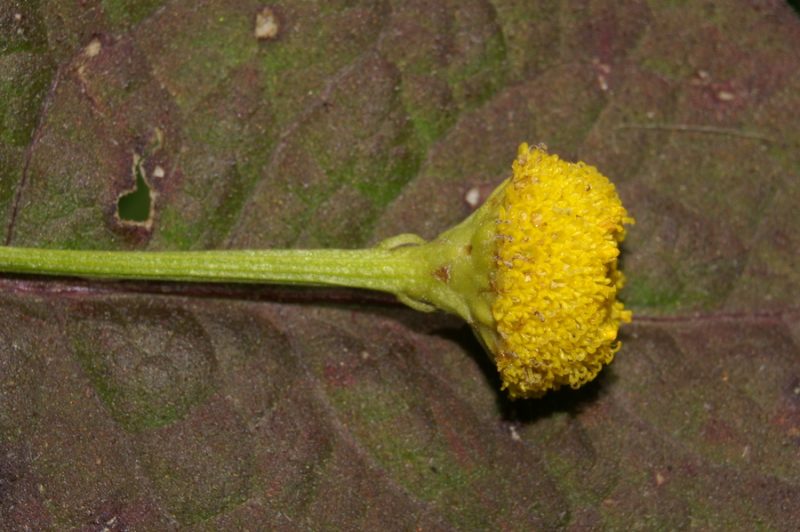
(0, 144, 633, 399)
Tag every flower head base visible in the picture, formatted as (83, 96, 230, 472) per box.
(401, 144, 633, 399)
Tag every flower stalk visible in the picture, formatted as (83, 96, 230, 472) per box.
(0, 246, 425, 292)
(0, 144, 634, 399)
(0, 237, 479, 323)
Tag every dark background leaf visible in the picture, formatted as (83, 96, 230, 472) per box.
(2, 1, 799, 529)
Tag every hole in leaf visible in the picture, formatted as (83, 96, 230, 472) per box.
(117, 158, 152, 223)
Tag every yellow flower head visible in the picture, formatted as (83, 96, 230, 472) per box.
(486, 144, 632, 398)
(393, 143, 632, 399)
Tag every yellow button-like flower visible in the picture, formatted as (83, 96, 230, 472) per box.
(390, 143, 633, 398)
(488, 144, 633, 397)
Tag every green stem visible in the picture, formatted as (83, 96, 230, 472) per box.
(0, 245, 429, 296)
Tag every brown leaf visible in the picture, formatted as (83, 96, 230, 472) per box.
(2, 1, 799, 528)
